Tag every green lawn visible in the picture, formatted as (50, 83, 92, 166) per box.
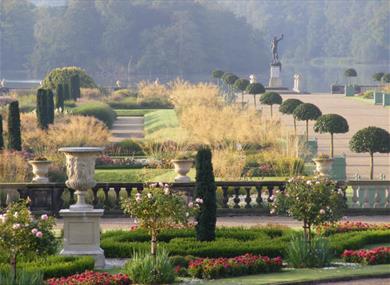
(201, 264, 390, 285)
(114, 109, 158, 116)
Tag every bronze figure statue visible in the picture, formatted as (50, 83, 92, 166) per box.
(271, 34, 284, 63)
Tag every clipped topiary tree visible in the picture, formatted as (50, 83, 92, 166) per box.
(373, 72, 385, 83)
(314, 114, 349, 158)
(349, 127, 390, 180)
(293, 103, 322, 142)
(42, 66, 96, 90)
(64, 82, 71, 100)
(212, 69, 224, 86)
(36, 88, 48, 129)
(233, 78, 250, 108)
(70, 74, 81, 100)
(221, 73, 239, 104)
(7, 101, 22, 151)
(259, 92, 283, 117)
(344, 68, 357, 85)
(279, 98, 303, 136)
(55, 84, 64, 111)
(47, 89, 55, 124)
(382, 73, 390, 83)
(0, 114, 4, 149)
(246, 82, 265, 108)
(195, 147, 217, 242)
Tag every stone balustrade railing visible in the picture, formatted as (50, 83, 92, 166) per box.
(0, 180, 389, 216)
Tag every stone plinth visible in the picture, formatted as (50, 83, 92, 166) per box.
(60, 209, 105, 268)
(268, 65, 282, 88)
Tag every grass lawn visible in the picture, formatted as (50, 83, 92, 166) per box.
(114, 109, 158, 116)
(201, 264, 390, 285)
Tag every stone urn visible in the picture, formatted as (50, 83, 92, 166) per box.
(28, 160, 52, 183)
(313, 156, 334, 177)
(172, 159, 194, 183)
(59, 147, 104, 211)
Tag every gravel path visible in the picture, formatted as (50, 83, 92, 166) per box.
(109, 116, 144, 142)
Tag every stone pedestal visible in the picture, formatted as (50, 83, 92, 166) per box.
(293, 74, 302, 93)
(60, 209, 105, 268)
(268, 65, 282, 88)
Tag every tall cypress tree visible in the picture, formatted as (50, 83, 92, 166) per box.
(7, 101, 22, 151)
(195, 147, 217, 241)
(64, 83, 71, 100)
(70, 75, 81, 100)
(56, 84, 64, 111)
(47, 89, 55, 124)
(36, 88, 48, 129)
(0, 114, 4, 149)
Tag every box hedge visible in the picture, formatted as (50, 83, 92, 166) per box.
(72, 102, 116, 128)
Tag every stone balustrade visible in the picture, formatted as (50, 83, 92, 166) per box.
(349, 180, 390, 209)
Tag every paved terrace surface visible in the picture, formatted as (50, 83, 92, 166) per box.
(109, 116, 144, 142)
(55, 216, 390, 230)
(319, 278, 390, 284)
(246, 93, 390, 180)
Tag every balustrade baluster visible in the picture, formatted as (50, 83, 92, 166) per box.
(363, 187, 370, 208)
(351, 185, 360, 208)
(233, 187, 241, 208)
(267, 185, 273, 203)
(103, 186, 110, 209)
(244, 187, 252, 208)
(92, 186, 99, 207)
(373, 187, 382, 208)
(114, 186, 121, 208)
(222, 186, 229, 208)
(385, 187, 390, 208)
(255, 186, 262, 207)
(125, 186, 132, 199)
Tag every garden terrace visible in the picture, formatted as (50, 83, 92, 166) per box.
(0, 180, 389, 216)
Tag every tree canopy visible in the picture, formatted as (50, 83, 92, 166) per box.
(212, 70, 224, 79)
(246, 83, 265, 95)
(344, 68, 357, 77)
(279, 99, 303, 114)
(260, 92, 283, 106)
(372, 72, 385, 82)
(233, 78, 250, 92)
(222, 73, 239, 86)
(293, 103, 322, 121)
(349, 127, 390, 155)
(314, 114, 349, 135)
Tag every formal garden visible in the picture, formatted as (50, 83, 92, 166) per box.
(0, 66, 389, 284)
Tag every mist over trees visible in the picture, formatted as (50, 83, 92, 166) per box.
(1, 0, 389, 84)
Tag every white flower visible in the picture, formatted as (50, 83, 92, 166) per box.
(13, 212, 18, 218)
(269, 195, 275, 201)
(270, 209, 276, 214)
(188, 202, 194, 208)
(315, 181, 320, 185)
(147, 193, 153, 199)
(319, 209, 326, 215)
(337, 188, 344, 195)
(195, 198, 203, 204)
(186, 212, 190, 217)
(164, 187, 170, 195)
(135, 197, 141, 203)
(306, 180, 312, 185)
(149, 183, 158, 188)
(0, 214, 6, 224)
(158, 182, 164, 187)
(12, 223, 21, 230)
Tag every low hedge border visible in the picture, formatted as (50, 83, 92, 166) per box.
(0, 256, 94, 279)
(72, 102, 117, 128)
(101, 228, 390, 259)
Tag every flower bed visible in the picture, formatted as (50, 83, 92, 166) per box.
(187, 253, 282, 279)
(46, 270, 131, 285)
(318, 221, 390, 236)
(341, 247, 390, 265)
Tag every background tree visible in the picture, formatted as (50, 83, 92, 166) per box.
(195, 147, 217, 242)
(36, 88, 48, 130)
(70, 74, 81, 100)
(47, 90, 55, 125)
(314, 114, 349, 157)
(293, 103, 322, 142)
(7, 101, 22, 151)
(64, 83, 71, 101)
(233, 78, 250, 108)
(55, 84, 64, 111)
(246, 82, 265, 108)
(344, 68, 357, 85)
(221, 73, 239, 104)
(212, 69, 224, 86)
(349, 127, 390, 180)
(0, 115, 4, 149)
(259, 92, 283, 117)
(382, 73, 390, 83)
(279, 98, 303, 136)
(373, 72, 384, 83)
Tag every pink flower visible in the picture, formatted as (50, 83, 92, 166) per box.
(12, 223, 21, 230)
(188, 202, 194, 208)
(195, 198, 203, 204)
(35, 231, 43, 238)
(32, 228, 38, 234)
(319, 209, 326, 215)
(41, 214, 48, 221)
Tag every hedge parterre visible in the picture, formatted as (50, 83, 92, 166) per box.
(46, 271, 131, 285)
(187, 253, 283, 279)
(341, 247, 390, 265)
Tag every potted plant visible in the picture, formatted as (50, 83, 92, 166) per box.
(28, 157, 52, 183)
(171, 153, 194, 182)
(312, 154, 333, 177)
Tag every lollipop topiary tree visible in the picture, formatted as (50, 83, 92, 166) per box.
(47, 90, 55, 125)
(349, 127, 390, 180)
(259, 92, 283, 117)
(382, 73, 390, 83)
(373, 72, 384, 83)
(246, 82, 265, 108)
(221, 73, 239, 104)
(279, 98, 303, 136)
(344, 68, 357, 85)
(293, 103, 322, 142)
(36, 88, 49, 130)
(56, 84, 65, 111)
(314, 114, 349, 158)
(233, 78, 250, 108)
(212, 69, 224, 86)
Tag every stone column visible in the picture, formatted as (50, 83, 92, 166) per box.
(58, 147, 105, 269)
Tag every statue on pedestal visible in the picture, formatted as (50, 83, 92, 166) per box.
(271, 34, 283, 64)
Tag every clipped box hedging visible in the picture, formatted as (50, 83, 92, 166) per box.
(72, 102, 116, 128)
(101, 227, 390, 259)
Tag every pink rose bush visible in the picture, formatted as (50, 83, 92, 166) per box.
(317, 221, 390, 236)
(187, 253, 283, 279)
(46, 271, 131, 285)
(341, 247, 390, 265)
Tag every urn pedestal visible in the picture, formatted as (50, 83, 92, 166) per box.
(28, 160, 51, 183)
(58, 147, 105, 269)
(172, 159, 193, 183)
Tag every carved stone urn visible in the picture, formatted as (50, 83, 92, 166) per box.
(59, 147, 103, 211)
(172, 159, 194, 183)
(313, 156, 334, 177)
(28, 160, 52, 183)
